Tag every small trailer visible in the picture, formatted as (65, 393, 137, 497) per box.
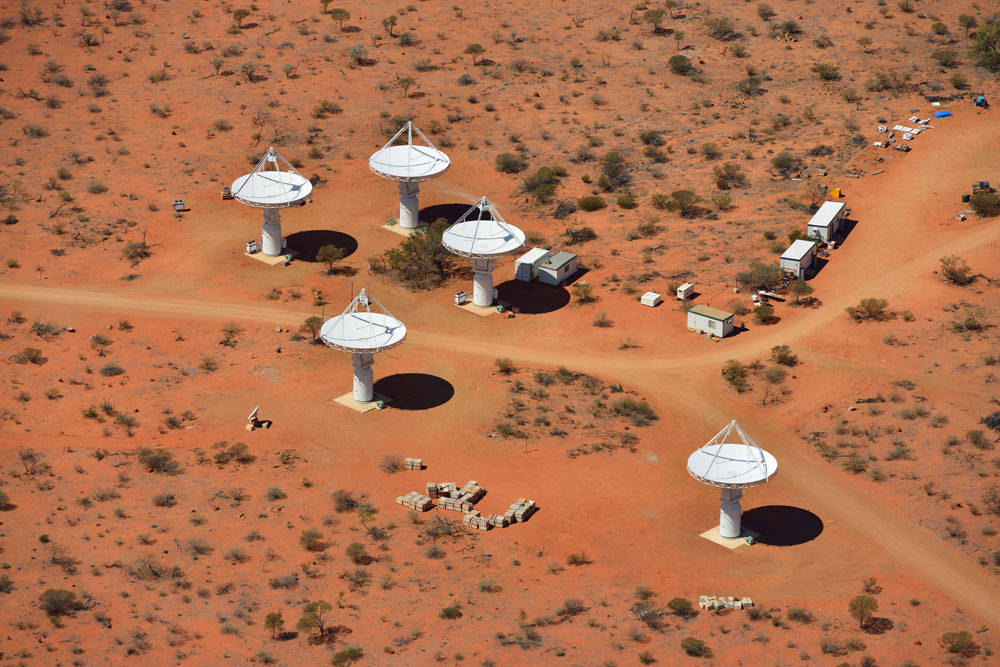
(676, 282, 695, 300)
(514, 248, 550, 282)
(640, 292, 662, 307)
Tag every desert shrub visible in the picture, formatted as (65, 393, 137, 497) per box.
(265, 487, 287, 501)
(931, 49, 960, 68)
(668, 54, 692, 74)
(564, 226, 597, 245)
(598, 151, 629, 191)
(269, 573, 298, 589)
(770, 345, 797, 366)
(681, 636, 711, 657)
(722, 360, 749, 392)
(705, 17, 738, 41)
(754, 304, 775, 323)
(345, 542, 370, 564)
(940, 630, 979, 656)
(13, 347, 46, 365)
(820, 638, 846, 655)
(378, 454, 403, 474)
(661, 190, 704, 217)
(440, 605, 462, 619)
(300, 529, 326, 552)
(577, 195, 605, 211)
(787, 607, 814, 623)
(99, 362, 124, 377)
(495, 358, 516, 375)
(812, 63, 840, 81)
(495, 152, 527, 173)
(983, 486, 1000, 515)
(522, 166, 563, 202)
(123, 241, 151, 264)
(331, 646, 363, 666)
(611, 398, 657, 426)
(152, 493, 176, 507)
(312, 100, 342, 118)
(0, 574, 13, 593)
(138, 448, 179, 474)
(846, 298, 891, 322)
(617, 193, 637, 209)
(39, 589, 79, 619)
(332, 489, 357, 512)
(972, 21, 1000, 72)
(771, 151, 802, 177)
(632, 600, 666, 630)
(23, 123, 48, 138)
(566, 551, 591, 566)
(842, 454, 868, 474)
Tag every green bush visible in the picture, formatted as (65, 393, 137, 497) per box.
(680, 636, 711, 657)
(440, 605, 462, 619)
(577, 195, 606, 211)
(138, 448, 179, 474)
(668, 54, 692, 74)
(495, 152, 527, 173)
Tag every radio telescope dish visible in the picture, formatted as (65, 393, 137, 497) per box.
(688, 420, 777, 539)
(442, 197, 525, 307)
(231, 147, 312, 256)
(320, 289, 406, 403)
(369, 122, 450, 229)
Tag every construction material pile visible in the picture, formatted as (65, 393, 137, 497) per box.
(395, 478, 536, 531)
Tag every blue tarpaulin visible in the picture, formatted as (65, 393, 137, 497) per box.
(933, 110, 953, 117)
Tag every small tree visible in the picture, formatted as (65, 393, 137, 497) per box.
(757, 3, 776, 21)
(464, 43, 485, 65)
(667, 597, 694, 617)
(643, 8, 665, 32)
(240, 61, 258, 81)
(787, 278, 814, 304)
(940, 630, 979, 656)
(848, 595, 878, 629)
(969, 190, 1000, 216)
(301, 316, 322, 340)
(958, 14, 977, 38)
(722, 359, 749, 392)
(232, 8, 250, 29)
(396, 76, 416, 97)
(297, 600, 334, 643)
(754, 304, 775, 324)
(381, 14, 397, 36)
(736, 260, 782, 291)
(973, 22, 1000, 72)
(331, 646, 363, 666)
(320, 0, 333, 13)
(330, 8, 350, 30)
(316, 244, 345, 274)
(211, 57, 224, 75)
(265, 611, 284, 639)
(348, 43, 367, 66)
(495, 358, 516, 375)
(771, 151, 802, 177)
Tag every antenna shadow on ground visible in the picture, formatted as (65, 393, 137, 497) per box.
(496, 280, 571, 315)
(372, 373, 454, 410)
(420, 203, 480, 225)
(284, 230, 359, 262)
(740, 505, 823, 546)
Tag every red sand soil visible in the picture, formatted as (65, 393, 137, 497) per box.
(1, 1, 1000, 664)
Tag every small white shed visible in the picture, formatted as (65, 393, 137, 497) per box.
(677, 282, 695, 300)
(538, 251, 578, 286)
(807, 201, 847, 243)
(687, 304, 735, 338)
(640, 291, 662, 307)
(514, 247, 550, 282)
(780, 239, 818, 279)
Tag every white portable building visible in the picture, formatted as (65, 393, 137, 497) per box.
(538, 251, 578, 286)
(807, 201, 846, 243)
(780, 239, 818, 279)
(687, 304, 735, 338)
(640, 292, 662, 307)
(676, 282, 695, 300)
(514, 248, 550, 282)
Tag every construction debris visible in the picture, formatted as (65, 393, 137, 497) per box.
(394, 491, 434, 512)
(395, 479, 536, 529)
(699, 595, 754, 611)
(404, 457, 423, 471)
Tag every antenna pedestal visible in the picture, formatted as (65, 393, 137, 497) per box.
(472, 257, 496, 307)
(261, 209, 283, 256)
(398, 182, 420, 229)
(351, 352, 375, 402)
(719, 488, 743, 538)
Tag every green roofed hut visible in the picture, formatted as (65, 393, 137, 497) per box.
(687, 304, 735, 338)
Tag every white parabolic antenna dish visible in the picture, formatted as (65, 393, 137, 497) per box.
(442, 197, 525, 258)
(369, 122, 450, 182)
(319, 289, 406, 354)
(231, 146, 313, 209)
(687, 420, 778, 489)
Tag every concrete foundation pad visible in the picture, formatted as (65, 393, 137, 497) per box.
(332, 392, 392, 413)
(455, 301, 499, 317)
(244, 249, 298, 266)
(698, 526, 760, 550)
(382, 220, 425, 238)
